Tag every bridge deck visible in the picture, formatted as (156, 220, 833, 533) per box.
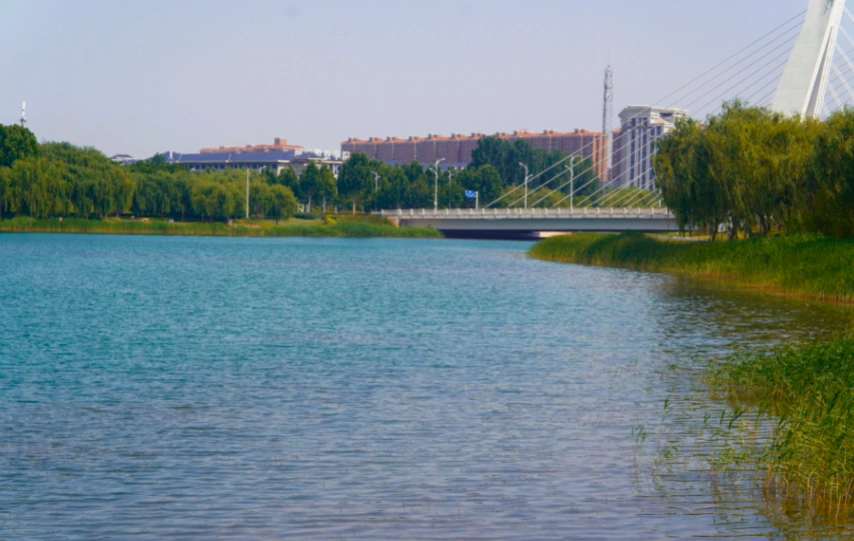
(378, 208, 679, 239)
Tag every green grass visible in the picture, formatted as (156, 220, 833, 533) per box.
(529, 232, 854, 303)
(0, 216, 442, 239)
(708, 335, 854, 515)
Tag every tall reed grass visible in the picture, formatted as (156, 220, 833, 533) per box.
(0, 217, 442, 239)
(529, 232, 854, 303)
(708, 335, 854, 516)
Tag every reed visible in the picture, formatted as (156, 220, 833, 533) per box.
(708, 335, 854, 516)
(529, 232, 854, 303)
(0, 217, 442, 239)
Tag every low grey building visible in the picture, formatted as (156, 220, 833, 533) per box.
(157, 148, 348, 177)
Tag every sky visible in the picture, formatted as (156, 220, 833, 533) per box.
(0, 0, 810, 158)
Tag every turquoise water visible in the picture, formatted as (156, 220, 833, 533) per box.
(1, 234, 851, 539)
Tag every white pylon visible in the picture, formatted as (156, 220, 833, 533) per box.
(772, 0, 845, 118)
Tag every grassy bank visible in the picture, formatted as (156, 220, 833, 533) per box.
(529, 232, 854, 303)
(0, 216, 442, 239)
(708, 335, 854, 514)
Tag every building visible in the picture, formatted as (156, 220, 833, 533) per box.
(110, 154, 137, 165)
(610, 106, 687, 190)
(200, 137, 303, 154)
(158, 139, 349, 177)
(342, 129, 609, 179)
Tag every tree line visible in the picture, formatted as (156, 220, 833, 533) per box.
(0, 135, 299, 223)
(655, 101, 854, 239)
(0, 125, 604, 222)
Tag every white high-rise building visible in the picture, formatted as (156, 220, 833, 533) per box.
(610, 106, 687, 190)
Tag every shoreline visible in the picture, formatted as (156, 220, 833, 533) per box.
(530, 232, 854, 516)
(0, 217, 443, 239)
(529, 232, 854, 305)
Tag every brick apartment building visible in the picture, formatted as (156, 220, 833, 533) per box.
(342, 129, 609, 181)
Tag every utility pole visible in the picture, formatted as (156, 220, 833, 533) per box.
(20, 102, 26, 129)
(519, 163, 530, 209)
(245, 169, 250, 219)
(432, 158, 445, 211)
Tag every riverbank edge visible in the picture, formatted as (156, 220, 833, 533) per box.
(530, 232, 854, 514)
(528, 232, 854, 304)
(0, 218, 443, 239)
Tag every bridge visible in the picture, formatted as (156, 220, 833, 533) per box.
(379, 208, 677, 239)
(377, 0, 854, 240)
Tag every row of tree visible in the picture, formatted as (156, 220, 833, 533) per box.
(0, 124, 605, 222)
(654, 101, 854, 239)
(0, 134, 300, 222)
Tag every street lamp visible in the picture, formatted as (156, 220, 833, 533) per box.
(567, 161, 575, 211)
(373, 171, 381, 212)
(447, 169, 454, 209)
(519, 163, 530, 209)
(433, 158, 445, 211)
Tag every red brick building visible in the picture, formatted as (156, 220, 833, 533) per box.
(342, 129, 609, 180)
(201, 137, 303, 154)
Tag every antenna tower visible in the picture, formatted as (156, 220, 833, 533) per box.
(20, 102, 26, 128)
(602, 66, 613, 181)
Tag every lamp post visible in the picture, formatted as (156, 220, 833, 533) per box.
(519, 163, 530, 209)
(447, 169, 454, 209)
(433, 158, 445, 211)
(373, 171, 381, 212)
(568, 161, 575, 211)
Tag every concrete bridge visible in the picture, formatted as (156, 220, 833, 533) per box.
(378, 208, 679, 239)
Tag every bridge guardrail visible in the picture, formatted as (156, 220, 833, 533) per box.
(376, 208, 675, 220)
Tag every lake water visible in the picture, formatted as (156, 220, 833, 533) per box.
(1, 234, 852, 540)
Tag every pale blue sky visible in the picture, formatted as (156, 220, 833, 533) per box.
(1, 0, 809, 158)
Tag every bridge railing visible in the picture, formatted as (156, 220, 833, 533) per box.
(377, 208, 674, 220)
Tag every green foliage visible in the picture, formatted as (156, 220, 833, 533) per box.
(655, 101, 825, 239)
(709, 334, 854, 513)
(0, 216, 442, 238)
(470, 137, 599, 202)
(0, 124, 40, 168)
(298, 162, 336, 211)
(265, 184, 298, 224)
(1, 127, 606, 220)
(529, 232, 854, 303)
(337, 152, 373, 213)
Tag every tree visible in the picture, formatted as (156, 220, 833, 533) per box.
(274, 167, 300, 195)
(0, 124, 40, 168)
(266, 184, 297, 223)
(802, 109, 854, 237)
(5, 157, 68, 218)
(299, 162, 321, 211)
(338, 153, 373, 213)
(317, 166, 337, 213)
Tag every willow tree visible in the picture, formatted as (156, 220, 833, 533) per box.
(803, 109, 854, 237)
(655, 117, 729, 238)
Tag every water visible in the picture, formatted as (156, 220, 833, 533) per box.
(1, 234, 851, 540)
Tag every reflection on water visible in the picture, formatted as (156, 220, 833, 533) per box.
(0, 234, 851, 540)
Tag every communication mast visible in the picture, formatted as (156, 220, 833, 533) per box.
(20, 102, 26, 128)
(602, 66, 614, 180)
